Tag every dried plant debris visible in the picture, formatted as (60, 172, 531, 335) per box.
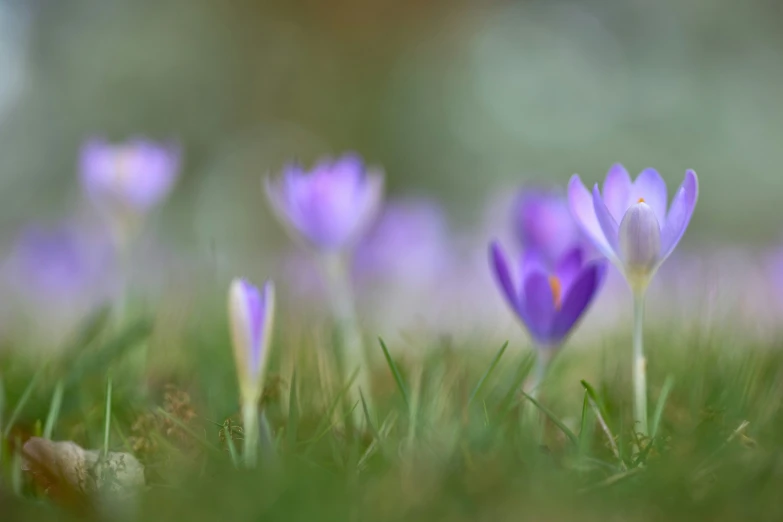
(21, 437, 145, 505)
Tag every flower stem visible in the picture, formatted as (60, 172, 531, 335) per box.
(242, 402, 259, 468)
(632, 291, 648, 436)
(319, 253, 370, 426)
(528, 348, 554, 401)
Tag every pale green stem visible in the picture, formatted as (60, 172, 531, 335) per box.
(318, 252, 371, 425)
(242, 402, 259, 468)
(633, 291, 648, 436)
(528, 348, 555, 401)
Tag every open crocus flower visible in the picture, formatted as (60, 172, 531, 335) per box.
(228, 279, 275, 405)
(264, 153, 384, 252)
(568, 165, 698, 292)
(80, 138, 181, 222)
(513, 189, 587, 264)
(489, 242, 607, 348)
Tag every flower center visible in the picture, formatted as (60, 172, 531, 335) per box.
(637, 197, 645, 204)
(548, 275, 562, 310)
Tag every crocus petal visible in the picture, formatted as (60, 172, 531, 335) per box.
(618, 202, 662, 276)
(489, 241, 520, 311)
(522, 271, 556, 342)
(660, 170, 699, 260)
(602, 164, 632, 222)
(555, 246, 584, 294)
(551, 261, 607, 339)
(568, 175, 615, 260)
(228, 279, 275, 403)
(629, 168, 668, 225)
(520, 248, 549, 282)
(591, 185, 620, 261)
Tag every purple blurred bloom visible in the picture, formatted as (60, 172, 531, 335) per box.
(490, 241, 607, 346)
(80, 138, 181, 214)
(354, 198, 450, 285)
(513, 189, 585, 263)
(2, 222, 116, 347)
(5, 223, 114, 302)
(568, 165, 698, 290)
(265, 153, 384, 252)
(228, 279, 275, 403)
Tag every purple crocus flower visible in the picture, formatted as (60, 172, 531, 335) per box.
(80, 138, 181, 215)
(3, 223, 116, 347)
(513, 189, 586, 264)
(568, 165, 698, 292)
(489, 242, 607, 347)
(228, 279, 275, 404)
(264, 153, 384, 252)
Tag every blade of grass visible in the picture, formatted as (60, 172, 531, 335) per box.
(225, 431, 240, 468)
(301, 368, 360, 450)
(578, 390, 590, 447)
(499, 352, 535, 417)
(580, 380, 611, 424)
(468, 341, 509, 408)
(520, 390, 578, 445)
(581, 380, 624, 468)
(65, 319, 153, 386)
(378, 338, 409, 410)
(286, 370, 299, 449)
(103, 376, 113, 458)
(650, 375, 675, 439)
(43, 379, 65, 440)
(3, 366, 44, 438)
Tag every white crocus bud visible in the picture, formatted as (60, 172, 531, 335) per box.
(619, 201, 661, 292)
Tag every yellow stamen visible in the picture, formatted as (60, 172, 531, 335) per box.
(637, 197, 645, 204)
(548, 275, 562, 310)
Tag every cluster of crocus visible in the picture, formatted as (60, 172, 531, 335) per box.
(489, 168, 699, 423)
(569, 165, 699, 434)
(490, 190, 607, 396)
(227, 279, 275, 467)
(265, 153, 384, 418)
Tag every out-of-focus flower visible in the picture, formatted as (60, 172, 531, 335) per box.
(228, 279, 275, 405)
(354, 198, 450, 285)
(264, 153, 384, 252)
(79, 138, 181, 238)
(2, 223, 115, 347)
(568, 165, 698, 293)
(513, 188, 587, 263)
(489, 242, 606, 347)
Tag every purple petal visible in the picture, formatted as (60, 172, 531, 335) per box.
(591, 184, 620, 260)
(568, 175, 614, 260)
(551, 261, 607, 339)
(239, 280, 264, 375)
(602, 164, 632, 222)
(555, 246, 584, 294)
(660, 170, 699, 261)
(520, 248, 548, 282)
(629, 168, 668, 225)
(522, 271, 556, 342)
(514, 190, 580, 263)
(489, 241, 521, 311)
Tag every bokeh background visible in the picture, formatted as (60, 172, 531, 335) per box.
(0, 0, 782, 352)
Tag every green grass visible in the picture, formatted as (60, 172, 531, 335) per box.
(1, 313, 783, 521)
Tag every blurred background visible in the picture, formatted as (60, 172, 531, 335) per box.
(0, 0, 782, 350)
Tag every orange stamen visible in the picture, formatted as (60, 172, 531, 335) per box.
(548, 275, 562, 310)
(637, 197, 645, 203)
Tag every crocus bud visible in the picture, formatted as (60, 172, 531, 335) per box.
(618, 201, 661, 289)
(264, 154, 384, 252)
(228, 279, 275, 405)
